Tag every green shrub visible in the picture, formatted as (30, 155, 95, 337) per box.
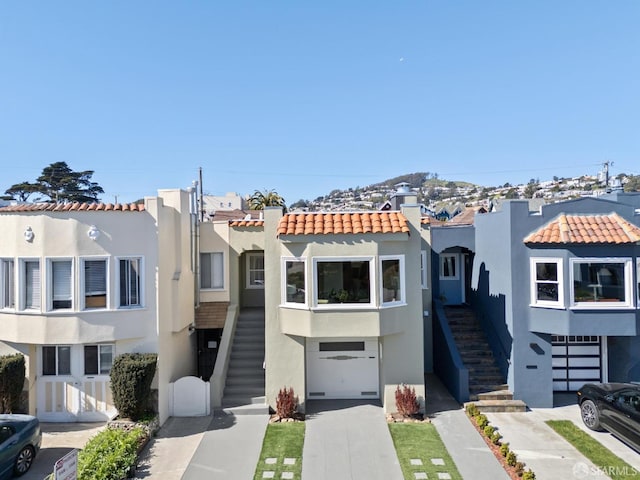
(78, 427, 146, 480)
(110, 353, 157, 421)
(465, 403, 479, 417)
(476, 414, 489, 429)
(491, 431, 502, 445)
(0, 354, 25, 413)
(522, 470, 536, 480)
(499, 442, 510, 457)
(506, 451, 517, 467)
(483, 425, 495, 437)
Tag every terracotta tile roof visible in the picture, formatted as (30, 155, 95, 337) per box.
(229, 219, 264, 227)
(194, 302, 228, 329)
(0, 202, 145, 213)
(421, 217, 431, 225)
(524, 213, 640, 245)
(277, 212, 410, 236)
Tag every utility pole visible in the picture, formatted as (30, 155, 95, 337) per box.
(199, 167, 204, 223)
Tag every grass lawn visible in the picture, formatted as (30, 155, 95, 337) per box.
(253, 422, 305, 480)
(389, 423, 463, 480)
(546, 420, 637, 480)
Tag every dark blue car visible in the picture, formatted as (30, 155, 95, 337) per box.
(0, 415, 41, 478)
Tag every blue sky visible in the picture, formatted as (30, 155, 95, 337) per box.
(1, 2, 638, 205)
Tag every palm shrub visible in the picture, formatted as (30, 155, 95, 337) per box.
(0, 354, 25, 413)
(110, 353, 157, 421)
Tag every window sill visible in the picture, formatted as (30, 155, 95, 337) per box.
(279, 303, 309, 310)
(200, 288, 226, 292)
(529, 303, 566, 310)
(570, 303, 633, 311)
(379, 302, 407, 309)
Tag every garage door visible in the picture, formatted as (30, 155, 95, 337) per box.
(552, 335, 602, 391)
(306, 338, 379, 399)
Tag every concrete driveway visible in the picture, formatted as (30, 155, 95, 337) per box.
(486, 395, 640, 480)
(21, 422, 105, 480)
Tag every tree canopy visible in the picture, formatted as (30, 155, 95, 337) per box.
(249, 189, 286, 210)
(4, 162, 104, 203)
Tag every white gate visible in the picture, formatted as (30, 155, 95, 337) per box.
(169, 376, 211, 416)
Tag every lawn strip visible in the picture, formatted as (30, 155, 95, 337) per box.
(253, 422, 305, 480)
(546, 420, 637, 480)
(389, 422, 463, 480)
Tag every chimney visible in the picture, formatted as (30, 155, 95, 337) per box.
(390, 182, 417, 209)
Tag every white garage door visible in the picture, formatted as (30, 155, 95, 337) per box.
(306, 338, 379, 399)
(552, 335, 603, 391)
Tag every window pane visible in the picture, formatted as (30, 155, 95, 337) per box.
(441, 256, 456, 278)
(573, 262, 626, 303)
(84, 346, 98, 375)
(319, 341, 365, 351)
(84, 260, 106, 309)
(286, 261, 305, 303)
(212, 253, 224, 289)
(248, 254, 265, 287)
(120, 259, 141, 306)
(42, 346, 56, 376)
(52, 260, 72, 309)
(24, 260, 40, 309)
(382, 259, 401, 303)
(536, 263, 557, 282)
(536, 283, 558, 302)
(99, 345, 114, 374)
(317, 261, 370, 304)
(1, 259, 14, 309)
(57, 346, 71, 375)
(200, 253, 212, 288)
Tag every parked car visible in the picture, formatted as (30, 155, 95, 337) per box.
(577, 383, 640, 452)
(0, 415, 41, 479)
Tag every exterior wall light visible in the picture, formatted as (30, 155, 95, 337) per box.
(24, 226, 34, 242)
(87, 225, 100, 241)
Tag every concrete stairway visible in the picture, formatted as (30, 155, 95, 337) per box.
(221, 308, 267, 413)
(445, 306, 526, 412)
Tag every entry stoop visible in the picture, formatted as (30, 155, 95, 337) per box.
(465, 390, 527, 413)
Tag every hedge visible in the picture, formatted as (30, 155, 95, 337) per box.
(0, 354, 25, 413)
(110, 353, 157, 421)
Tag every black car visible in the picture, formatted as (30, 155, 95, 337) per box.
(577, 382, 640, 452)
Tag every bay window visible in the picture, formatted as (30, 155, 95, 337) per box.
(118, 257, 142, 308)
(0, 259, 14, 309)
(82, 258, 107, 309)
(530, 258, 563, 307)
(283, 258, 306, 305)
(49, 259, 72, 310)
(21, 259, 40, 310)
(381, 255, 405, 305)
(315, 258, 372, 306)
(571, 258, 632, 308)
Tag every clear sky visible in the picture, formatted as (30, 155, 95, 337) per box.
(1, 1, 638, 205)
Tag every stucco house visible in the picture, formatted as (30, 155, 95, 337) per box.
(197, 186, 432, 414)
(431, 192, 640, 407)
(0, 189, 196, 424)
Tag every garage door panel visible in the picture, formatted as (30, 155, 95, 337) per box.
(306, 338, 379, 399)
(552, 336, 602, 392)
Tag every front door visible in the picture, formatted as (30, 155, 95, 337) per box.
(439, 253, 465, 305)
(37, 344, 116, 422)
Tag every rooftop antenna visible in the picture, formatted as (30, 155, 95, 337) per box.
(602, 160, 613, 192)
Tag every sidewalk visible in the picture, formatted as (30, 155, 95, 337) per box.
(425, 374, 510, 480)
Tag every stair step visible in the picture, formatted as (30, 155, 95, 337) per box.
(465, 399, 527, 413)
(226, 376, 265, 387)
(475, 390, 514, 401)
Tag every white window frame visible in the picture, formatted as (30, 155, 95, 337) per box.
(312, 256, 375, 309)
(19, 258, 41, 312)
(420, 250, 428, 289)
(0, 258, 15, 310)
(117, 256, 144, 309)
(200, 252, 225, 290)
(246, 252, 265, 289)
(80, 257, 109, 311)
(84, 344, 114, 375)
(439, 254, 459, 280)
(281, 257, 307, 308)
(569, 257, 633, 309)
(47, 257, 74, 312)
(41, 345, 72, 376)
(530, 257, 564, 309)
(380, 255, 406, 307)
